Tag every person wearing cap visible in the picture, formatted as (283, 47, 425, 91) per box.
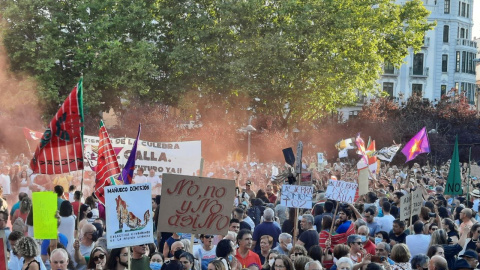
(459, 250, 479, 269)
(453, 259, 474, 270)
(245, 180, 256, 199)
(470, 189, 480, 215)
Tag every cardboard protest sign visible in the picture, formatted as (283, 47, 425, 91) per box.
(32, 192, 57, 239)
(105, 183, 154, 249)
(280, 185, 314, 209)
(0, 231, 6, 270)
(471, 165, 480, 178)
(84, 135, 201, 176)
(399, 188, 423, 220)
(158, 174, 236, 235)
(325, 180, 358, 203)
(357, 168, 369, 196)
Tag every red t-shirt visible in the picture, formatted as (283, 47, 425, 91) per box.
(72, 201, 81, 217)
(235, 250, 262, 269)
(363, 239, 376, 256)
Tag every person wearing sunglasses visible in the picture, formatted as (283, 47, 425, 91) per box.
(347, 235, 365, 264)
(131, 244, 151, 269)
(86, 247, 107, 270)
(194, 234, 217, 270)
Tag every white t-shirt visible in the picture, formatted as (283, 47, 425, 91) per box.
(146, 175, 162, 195)
(134, 175, 148, 184)
(406, 234, 431, 259)
(375, 214, 395, 233)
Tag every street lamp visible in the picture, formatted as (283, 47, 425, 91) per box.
(244, 124, 256, 162)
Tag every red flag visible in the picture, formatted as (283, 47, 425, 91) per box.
(30, 79, 84, 174)
(23, 127, 44, 141)
(94, 120, 121, 205)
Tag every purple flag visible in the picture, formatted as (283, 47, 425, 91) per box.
(401, 127, 430, 162)
(118, 124, 141, 184)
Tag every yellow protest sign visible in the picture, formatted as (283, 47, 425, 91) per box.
(32, 192, 58, 239)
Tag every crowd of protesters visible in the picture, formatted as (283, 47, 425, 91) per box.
(1, 146, 480, 270)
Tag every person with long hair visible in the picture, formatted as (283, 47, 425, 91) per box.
(271, 255, 294, 270)
(426, 245, 444, 258)
(428, 227, 469, 269)
(86, 246, 107, 270)
(17, 170, 30, 195)
(15, 236, 40, 270)
(462, 223, 480, 252)
(207, 260, 226, 270)
(390, 244, 412, 270)
(12, 197, 32, 234)
(441, 218, 459, 244)
(216, 239, 237, 270)
(106, 247, 128, 270)
(58, 200, 75, 254)
(262, 250, 279, 270)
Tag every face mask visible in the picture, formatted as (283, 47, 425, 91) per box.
(228, 255, 233, 262)
(91, 231, 99, 242)
(286, 243, 293, 251)
(375, 237, 382, 245)
(174, 249, 184, 259)
(87, 212, 93, 219)
(360, 235, 367, 243)
(177, 233, 183, 237)
(150, 262, 162, 270)
(269, 259, 275, 267)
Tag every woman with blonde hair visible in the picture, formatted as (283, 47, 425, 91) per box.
(259, 235, 273, 265)
(15, 236, 40, 270)
(12, 197, 32, 234)
(208, 260, 227, 270)
(391, 244, 412, 270)
(287, 245, 307, 262)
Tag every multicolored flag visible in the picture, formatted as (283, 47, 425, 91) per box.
(30, 79, 84, 174)
(366, 140, 378, 174)
(23, 127, 44, 141)
(444, 136, 462, 195)
(94, 120, 121, 205)
(376, 144, 401, 162)
(401, 127, 430, 162)
(336, 138, 355, 158)
(355, 134, 368, 164)
(118, 124, 141, 184)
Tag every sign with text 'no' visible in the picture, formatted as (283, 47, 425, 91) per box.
(399, 188, 423, 220)
(158, 174, 236, 235)
(280, 185, 314, 209)
(325, 180, 358, 203)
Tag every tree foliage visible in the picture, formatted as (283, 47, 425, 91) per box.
(1, 0, 434, 125)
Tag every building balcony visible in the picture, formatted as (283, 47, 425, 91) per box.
(456, 38, 477, 48)
(409, 67, 429, 77)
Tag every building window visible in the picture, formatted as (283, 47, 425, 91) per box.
(460, 28, 465, 38)
(461, 2, 466, 17)
(413, 53, 424, 75)
(462, 51, 466, 72)
(383, 82, 394, 97)
(442, 54, 448, 72)
(444, 0, 450, 13)
(443, 25, 449, 42)
(458, 1, 461, 16)
(466, 4, 469, 18)
(412, 84, 423, 96)
(349, 111, 359, 119)
(441, 85, 447, 97)
(384, 62, 395, 74)
(456, 51, 460, 72)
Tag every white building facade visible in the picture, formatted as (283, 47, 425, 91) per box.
(379, 0, 477, 104)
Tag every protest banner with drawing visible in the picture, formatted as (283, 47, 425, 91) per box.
(32, 192, 58, 239)
(280, 185, 314, 209)
(399, 188, 423, 221)
(157, 174, 236, 235)
(325, 180, 358, 204)
(105, 183, 153, 249)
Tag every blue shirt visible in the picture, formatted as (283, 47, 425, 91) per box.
(41, 233, 68, 255)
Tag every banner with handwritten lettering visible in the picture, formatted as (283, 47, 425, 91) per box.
(32, 192, 57, 239)
(105, 183, 153, 249)
(157, 174, 236, 235)
(325, 180, 358, 203)
(399, 188, 423, 220)
(280, 185, 314, 209)
(83, 135, 201, 176)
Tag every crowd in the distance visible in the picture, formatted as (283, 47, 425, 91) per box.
(1, 146, 480, 270)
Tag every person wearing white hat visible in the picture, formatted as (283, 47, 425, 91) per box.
(470, 189, 480, 214)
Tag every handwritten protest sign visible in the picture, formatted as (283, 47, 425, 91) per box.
(84, 136, 201, 176)
(158, 174, 236, 235)
(105, 183, 153, 249)
(280, 185, 314, 209)
(399, 188, 423, 220)
(325, 180, 358, 203)
(0, 231, 6, 270)
(32, 192, 57, 239)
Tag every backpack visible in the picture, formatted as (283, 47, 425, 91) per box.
(12, 216, 27, 233)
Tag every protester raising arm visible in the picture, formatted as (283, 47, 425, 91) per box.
(348, 204, 362, 221)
